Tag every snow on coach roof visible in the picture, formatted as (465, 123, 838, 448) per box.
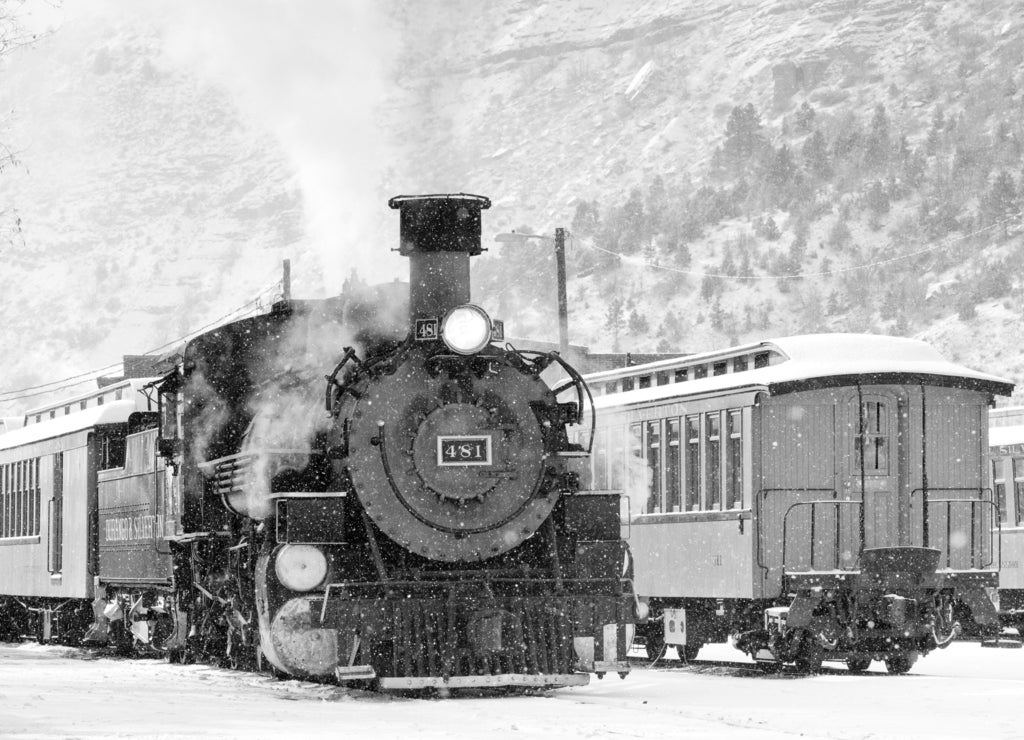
(586, 333, 1014, 410)
(0, 377, 159, 450)
(0, 401, 140, 449)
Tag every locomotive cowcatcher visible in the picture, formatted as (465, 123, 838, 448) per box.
(82, 193, 633, 690)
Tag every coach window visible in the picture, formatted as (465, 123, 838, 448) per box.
(674, 368, 688, 383)
(33, 458, 40, 534)
(50, 452, 64, 573)
(605, 381, 617, 395)
(713, 362, 727, 377)
(98, 430, 127, 470)
(593, 429, 609, 490)
(685, 415, 700, 511)
(1, 464, 8, 537)
(80, 400, 87, 411)
(666, 418, 681, 512)
(727, 410, 743, 509)
(15, 461, 22, 537)
(609, 426, 625, 492)
(639, 375, 652, 389)
(754, 352, 770, 369)
(734, 357, 748, 373)
(645, 421, 662, 513)
(855, 400, 888, 475)
(622, 377, 635, 392)
(694, 365, 708, 380)
(629, 423, 643, 515)
(656, 371, 670, 386)
(2, 464, 8, 537)
(993, 461, 1007, 523)
(1014, 458, 1024, 526)
(706, 413, 722, 509)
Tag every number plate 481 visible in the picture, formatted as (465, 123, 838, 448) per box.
(437, 436, 492, 466)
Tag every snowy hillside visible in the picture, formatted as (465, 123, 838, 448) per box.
(2, 0, 1024, 413)
(384, 0, 1024, 402)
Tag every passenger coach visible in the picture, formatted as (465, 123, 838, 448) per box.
(580, 334, 1012, 673)
(990, 405, 1024, 626)
(0, 378, 158, 641)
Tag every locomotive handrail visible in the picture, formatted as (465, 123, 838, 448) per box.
(909, 487, 999, 570)
(510, 346, 596, 454)
(781, 498, 863, 574)
(324, 346, 362, 412)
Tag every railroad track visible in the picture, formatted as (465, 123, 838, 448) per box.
(625, 653, 874, 677)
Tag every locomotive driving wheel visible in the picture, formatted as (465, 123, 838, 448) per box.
(884, 650, 918, 674)
(846, 656, 872, 673)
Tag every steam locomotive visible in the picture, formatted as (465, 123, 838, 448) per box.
(0, 194, 634, 690)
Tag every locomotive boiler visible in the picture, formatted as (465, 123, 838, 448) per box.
(111, 193, 635, 688)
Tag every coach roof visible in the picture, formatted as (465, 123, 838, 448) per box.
(587, 333, 1014, 409)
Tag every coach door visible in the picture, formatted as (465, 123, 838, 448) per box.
(842, 391, 904, 550)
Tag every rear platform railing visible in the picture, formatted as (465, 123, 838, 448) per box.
(781, 499, 863, 573)
(909, 487, 999, 570)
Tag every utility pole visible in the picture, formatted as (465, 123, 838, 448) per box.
(494, 229, 571, 355)
(555, 227, 569, 356)
(282, 259, 291, 302)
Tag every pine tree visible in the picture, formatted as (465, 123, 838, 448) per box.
(795, 101, 816, 132)
(571, 200, 600, 237)
(619, 187, 647, 254)
(865, 181, 890, 229)
(926, 108, 945, 155)
(722, 103, 767, 174)
(606, 296, 625, 350)
(864, 104, 891, 170)
(767, 145, 796, 188)
(802, 130, 832, 180)
(628, 308, 649, 334)
(985, 170, 1018, 238)
(647, 176, 667, 234)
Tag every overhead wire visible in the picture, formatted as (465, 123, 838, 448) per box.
(0, 275, 285, 404)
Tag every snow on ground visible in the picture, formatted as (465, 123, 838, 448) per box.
(2, 640, 1024, 739)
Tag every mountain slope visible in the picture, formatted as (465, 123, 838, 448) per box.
(384, 0, 1024, 402)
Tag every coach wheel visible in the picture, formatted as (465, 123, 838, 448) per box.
(644, 624, 665, 661)
(884, 651, 918, 675)
(677, 643, 701, 662)
(794, 632, 823, 674)
(846, 656, 871, 673)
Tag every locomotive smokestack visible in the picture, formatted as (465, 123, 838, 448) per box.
(388, 194, 491, 330)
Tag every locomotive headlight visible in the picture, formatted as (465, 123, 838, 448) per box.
(441, 304, 492, 355)
(274, 544, 328, 592)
